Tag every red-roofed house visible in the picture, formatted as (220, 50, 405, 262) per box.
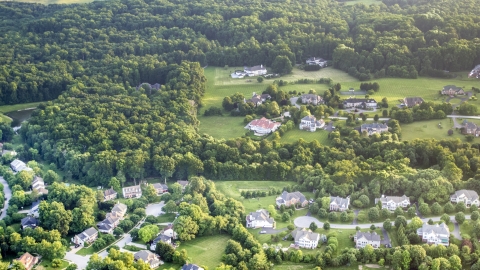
(245, 117, 281, 136)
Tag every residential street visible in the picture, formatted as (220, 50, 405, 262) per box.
(0, 176, 12, 220)
(146, 201, 165, 216)
(290, 97, 300, 109)
(65, 249, 90, 270)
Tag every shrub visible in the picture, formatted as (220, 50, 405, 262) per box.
(203, 106, 223, 116)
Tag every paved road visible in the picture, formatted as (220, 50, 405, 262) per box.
(146, 201, 165, 216)
(447, 115, 480, 119)
(294, 215, 471, 230)
(351, 209, 360, 225)
(0, 176, 12, 220)
(380, 227, 391, 246)
(290, 97, 300, 109)
(452, 221, 462, 240)
(65, 250, 90, 270)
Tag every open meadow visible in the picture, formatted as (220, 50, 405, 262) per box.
(179, 234, 231, 270)
(400, 118, 466, 142)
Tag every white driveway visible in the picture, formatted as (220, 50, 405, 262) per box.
(146, 202, 165, 216)
(0, 176, 12, 220)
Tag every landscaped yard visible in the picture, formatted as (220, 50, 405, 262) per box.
(37, 259, 69, 270)
(215, 180, 296, 200)
(76, 244, 96, 256)
(156, 213, 176, 224)
(179, 234, 231, 270)
(279, 128, 331, 145)
(400, 118, 467, 142)
(281, 67, 358, 83)
(198, 115, 247, 140)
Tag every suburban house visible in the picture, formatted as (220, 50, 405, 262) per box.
(150, 234, 172, 250)
(97, 215, 121, 234)
(28, 201, 40, 218)
(441, 85, 465, 96)
(21, 217, 38, 230)
(151, 183, 169, 195)
(245, 117, 281, 136)
(375, 195, 411, 211)
(299, 115, 325, 132)
(231, 70, 247, 79)
(403, 97, 424, 107)
(462, 121, 480, 136)
(470, 65, 480, 79)
(244, 65, 267, 76)
(276, 191, 308, 208)
(177, 180, 189, 192)
(246, 209, 275, 228)
(182, 264, 205, 270)
(15, 252, 39, 270)
(104, 188, 118, 201)
(1, 149, 16, 156)
(329, 196, 350, 212)
(306, 57, 327, 67)
(450, 190, 480, 207)
(354, 231, 381, 249)
(134, 250, 163, 268)
(72, 227, 98, 246)
(301, 94, 323, 105)
(111, 202, 128, 217)
(417, 223, 450, 246)
(245, 92, 271, 106)
(123, 185, 142, 198)
(360, 123, 388, 135)
(32, 176, 48, 195)
(10, 159, 32, 173)
(290, 228, 320, 249)
(343, 98, 378, 109)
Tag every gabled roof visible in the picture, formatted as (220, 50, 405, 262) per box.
(247, 209, 274, 225)
(21, 217, 37, 227)
(404, 97, 424, 107)
(152, 234, 171, 244)
(375, 195, 409, 204)
(291, 228, 320, 242)
(356, 231, 381, 242)
(182, 263, 204, 270)
(443, 85, 463, 92)
(111, 203, 127, 214)
(301, 94, 322, 100)
(152, 183, 168, 190)
(77, 227, 97, 241)
(279, 191, 307, 203)
(343, 98, 377, 104)
(245, 65, 266, 71)
(177, 180, 189, 187)
(247, 117, 281, 130)
(104, 188, 117, 196)
(451, 190, 479, 201)
(330, 196, 349, 207)
(417, 223, 449, 235)
(361, 123, 388, 129)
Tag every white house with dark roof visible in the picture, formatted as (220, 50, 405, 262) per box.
(244, 65, 267, 76)
(306, 57, 327, 67)
(360, 123, 388, 135)
(301, 94, 323, 105)
(375, 195, 410, 211)
(450, 190, 480, 207)
(417, 223, 450, 246)
(134, 250, 163, 268)
(246, 209, 275, 228)
(150, 234, 172, 251)
(299, 115, 325, 132)
(72, 227, 98, 246)
(245, 117, 281, 136)
(276, 191, 308, 208)
(343, 98, 377, 109)
(354, 231, 381, 249)
(10, 159, 32, 173)
(21, 217, 38, 230)
(97, 215, 121, 234)
(123, 185, 142, 198)
(291, 228, 320, 249)
(329, 196, 350, 212)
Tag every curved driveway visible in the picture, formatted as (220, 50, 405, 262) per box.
(0, 176, 12, 220)
(294, 215, 470, 230)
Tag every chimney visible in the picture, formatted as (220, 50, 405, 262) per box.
(261, 64, 263, 68)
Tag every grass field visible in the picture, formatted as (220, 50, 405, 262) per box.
(281, 67, 358, 82)
(279, 129, 331, 145)
(198, 115, 247, 139)
(339, 76, 480, 108)
(215, 180, 296, 200)
(400, 118, 467, 142)
(76, 244, 96, 256)
(37, 259, 70, 270)
(0, 101, 43, 124)
(179, 234, 230, 270)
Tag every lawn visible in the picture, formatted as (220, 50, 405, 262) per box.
(281, 67, 358, 83)
(215, 180, 296, 200)
(0, 102, 43, 114)
(179, 234, 231, 270)
(279, 128, 331, 145)
(76, 244, 96, 256)
(339, 76, 480, 108)
(400, 118, 467, 142)
(37, 259, 69, 270)
(156, 213, 176, 224)
(198, 115, 247, 140)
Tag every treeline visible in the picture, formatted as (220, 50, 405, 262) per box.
(1, 0, 480, 105)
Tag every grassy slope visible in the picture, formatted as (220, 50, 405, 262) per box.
(179, 234, 230, 270)
(400, 118, 466, 142)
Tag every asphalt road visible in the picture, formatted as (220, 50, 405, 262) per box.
(290, 97, 300, 108)
(0, 176, 12, 220)
(145, 201, 165, 216)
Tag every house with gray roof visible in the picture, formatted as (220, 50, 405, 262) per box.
(417, 223, 450, 246)
(329, 196, 350, 212)
(290, 228, 320, 249)
(343, 98, 377, 109)
(134, 250, 163, 268)
(245, 92, 271, 106)
(150, 234, 172, 251)
(177, 180, 189, 192)
(111, 202, 128, 217)
(306, 57, 327, 67)
(360, 123, 388, 135)
(244, 65, 267, 76)
(299, 115, 325, 132)
(72, 227, 98, 246)
(21, 217, 38, 230)
(182, 264, 204, 270)
(104, 188, 117, 201)
(10, 159, 32, 173)
(276, 191, 308, 208)
(375, 195, 410, 211)
(354, 231, 381, 249)
(151, 183, 169, 195)
(450, 190, 480, 207)
(246, 209, 275, 228)
(123, 185, 142, 198)
(403, 97, 424, 107)
(441, 85, 465, 96)
(462, 121, 480, 136)
(301, 94, 323, 105)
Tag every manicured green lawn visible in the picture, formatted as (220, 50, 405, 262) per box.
(400, 118, 467, 142)
(37, 259, 69, 270)
(76, 244, 96, 256)
(156, 213, 176, 224)
(215, 180, 296, 200)
(280, 67, 358, 83)
(198, 115, 247, 140)
(179, 234, 231, 270)
(0, 102, 43, 114)
(339, 76, 479, 108)
(279, 128, 331, 145)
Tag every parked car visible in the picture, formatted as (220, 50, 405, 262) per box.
(259, 231, 267, 234)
